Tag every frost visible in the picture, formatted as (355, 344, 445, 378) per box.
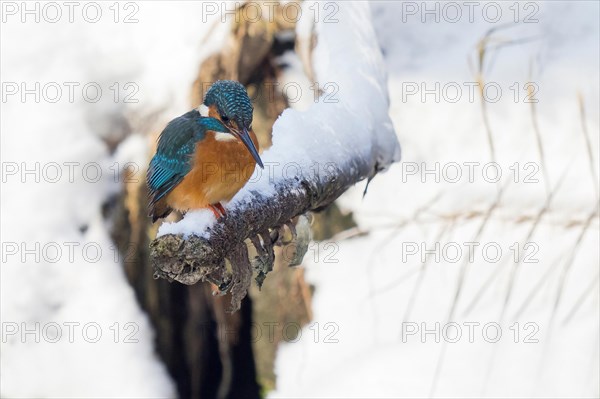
(162, 1, 401, 238)
(0, 3, 229, 397)
(271, 2, 600, 398)
(158, 210, 214, 239)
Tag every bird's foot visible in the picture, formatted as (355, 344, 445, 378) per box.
(208, 203, 226, 219)
(214, 202, 226, 216)
(208, 205, 220, 219)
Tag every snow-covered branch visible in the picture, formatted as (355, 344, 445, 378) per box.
(151, 2, 401, 311)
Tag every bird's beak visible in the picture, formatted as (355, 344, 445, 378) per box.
(232, 126, 263, 169)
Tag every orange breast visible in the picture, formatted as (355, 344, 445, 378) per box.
(166, 130, 258, 211)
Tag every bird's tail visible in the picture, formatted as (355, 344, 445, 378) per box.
(149, 198, 172, 223)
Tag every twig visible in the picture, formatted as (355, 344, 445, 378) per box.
(529, 59, 551, 196)
(578, 93, 599, 201)
(151, 160, 380, 310)
(429, 179, 508, 397)
(562, 272, 599, 325)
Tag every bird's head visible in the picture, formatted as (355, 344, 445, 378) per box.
(199, 80, 263, 168)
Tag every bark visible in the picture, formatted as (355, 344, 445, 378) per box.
(151, 158, 371, 311)
(110, 3, 302, 397)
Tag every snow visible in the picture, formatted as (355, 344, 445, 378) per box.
(270, 1, 599, 398)
(156, 1, 401, 238)
(158, 209, 215, 239)
(2, 1, 597, 398)
(1, 2, 231, 397)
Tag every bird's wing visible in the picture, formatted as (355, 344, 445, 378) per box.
(147, 113, 200, 206)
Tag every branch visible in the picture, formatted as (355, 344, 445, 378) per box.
(150, 162, 367, 309)
(150, 3, 401, 311)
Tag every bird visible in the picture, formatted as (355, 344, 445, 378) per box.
(146, 80, 264, 223)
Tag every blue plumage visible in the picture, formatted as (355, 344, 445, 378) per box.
(204, 80, 253, 128)
(146, 80, 261, 222)
(146, 110, 229, 220)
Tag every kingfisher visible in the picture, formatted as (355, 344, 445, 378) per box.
(147, 80, 263, 222)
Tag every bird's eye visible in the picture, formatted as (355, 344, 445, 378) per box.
(221, 115, 229, 123)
